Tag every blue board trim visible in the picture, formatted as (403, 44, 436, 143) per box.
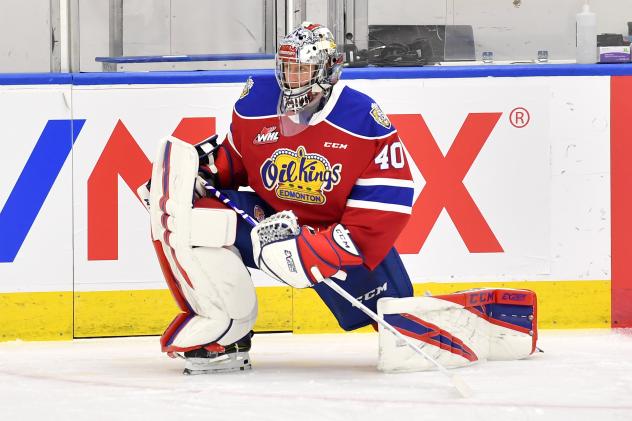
(1, 63, 632, 86)
(347, 63, 632, 78)
(0, 119, 85, 262)
(0, 73, 74, 85)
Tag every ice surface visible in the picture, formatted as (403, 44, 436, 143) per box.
(1, 330, 631, 421)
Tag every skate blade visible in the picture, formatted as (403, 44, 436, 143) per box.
(183, 352, 251, 375)
(183, 362, 252, 375)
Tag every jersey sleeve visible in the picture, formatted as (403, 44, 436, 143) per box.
(214, 111, 248, 189)
(341, 132, 414, 270)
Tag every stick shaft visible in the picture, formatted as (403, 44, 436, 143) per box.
(321, 277, 471, 397)
(205, 184, 258, 227)
(205, 184, 472, 397)
(322, 277, 447, 373)
(205, 186, 440, 365)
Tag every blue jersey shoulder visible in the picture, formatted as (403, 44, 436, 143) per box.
(325, 86, 395, 138)
(234, 76, 280, 118)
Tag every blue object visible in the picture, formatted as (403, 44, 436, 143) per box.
(0, 119, 85, 262)
(234, 76, 280, 118)
(348, 184, 414, 208)
(485, 303, 534, 330)
(219, 190, 275, 268)
(326, 86, 396, 138)
(3, 63, 632, 86)
(313, 248, 413, 331)
(383, 313, 476, 360)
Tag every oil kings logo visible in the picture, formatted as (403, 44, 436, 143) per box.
(260, 146, 342, 205)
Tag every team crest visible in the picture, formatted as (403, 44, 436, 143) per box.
(370, 103, 391, 129)
(260, 146, 342, 205)
(239, 77, 254, 99)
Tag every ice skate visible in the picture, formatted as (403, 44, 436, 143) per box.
(181, 333, 252, 375)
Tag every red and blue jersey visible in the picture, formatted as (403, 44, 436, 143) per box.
(215, 76, 413, 269)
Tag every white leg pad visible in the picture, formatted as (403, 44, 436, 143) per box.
(377, 297, 489, 372)
(150, 137, 257, 349)
(488, 323, 535, 361)
(377, 289, 538, 372)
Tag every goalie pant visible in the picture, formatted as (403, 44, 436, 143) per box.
(377, 288, 538, 372)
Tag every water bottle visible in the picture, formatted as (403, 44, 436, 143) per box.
(576, 1, 597, 64)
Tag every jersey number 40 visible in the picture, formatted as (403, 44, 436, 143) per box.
(375, 141, 406, 170)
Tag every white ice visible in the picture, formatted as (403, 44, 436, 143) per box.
(1, 330, 631, 421)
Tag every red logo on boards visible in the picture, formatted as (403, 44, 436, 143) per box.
(87, 113, 506, 260)
(392, 113, 504, 254)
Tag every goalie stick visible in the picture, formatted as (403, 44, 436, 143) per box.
(204, 183, 473, 398)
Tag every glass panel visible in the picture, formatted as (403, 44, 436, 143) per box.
(1, 0, 631, 72)
(366, 0, 447, 66)
(465, 0, 631, 63)
(453, 0, 581, 63)
(364, 0, 632, 66)
(443, 25, 476, 62)
(79, 0, 269, 72)
(0, 0, 51, 72)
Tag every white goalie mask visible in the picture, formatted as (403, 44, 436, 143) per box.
(275, 22, 343, 127)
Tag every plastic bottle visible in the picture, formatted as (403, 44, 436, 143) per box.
(576, 1, 597, 64)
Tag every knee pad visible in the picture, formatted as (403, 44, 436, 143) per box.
(149, 137, 257, 353)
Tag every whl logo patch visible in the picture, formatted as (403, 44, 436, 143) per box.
(254, 126, 279, 144)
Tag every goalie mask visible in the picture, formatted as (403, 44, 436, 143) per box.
(275, 22, 343, 135)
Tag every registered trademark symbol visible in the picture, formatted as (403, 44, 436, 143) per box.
(509, 107, 530, 128)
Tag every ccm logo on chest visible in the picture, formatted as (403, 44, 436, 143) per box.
(324, 142, 347, 149)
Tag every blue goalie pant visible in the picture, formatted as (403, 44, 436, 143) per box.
(223, 190, 414, 331)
